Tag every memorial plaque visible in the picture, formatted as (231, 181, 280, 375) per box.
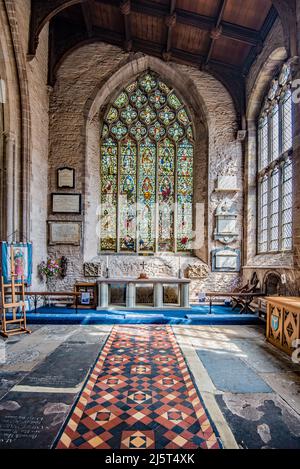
(214, 198, 238, 244)
(216, 175, 238, 191)
(52, 193, 81, 214)
(212, 248, 240, 272)
(48, 222, 81, 245)
(57, 167, 75, 188)
(218, 217, 237, 234)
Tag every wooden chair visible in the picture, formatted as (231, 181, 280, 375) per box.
(231, 276, 259, 312)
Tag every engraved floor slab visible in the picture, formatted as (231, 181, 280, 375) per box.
(0, 372, 27, 399)
(196, 349, 272, 393)
(0, 392, 76, 449)
(19, 340, 105, 389)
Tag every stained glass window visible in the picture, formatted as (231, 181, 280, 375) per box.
(100, 70, 194, 253)
(257, 62, 293, 253)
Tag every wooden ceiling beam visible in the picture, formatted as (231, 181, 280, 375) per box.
(120, 0, 132, 51)
(205, 0, 227, 65)
(163, 0, 176, 61)
(130, 0, 263, 46)
(81, 0, 94, 37)
(50, 24, 243, 86)
(49, 21, 245, 124)
(30, 0, 275, 59)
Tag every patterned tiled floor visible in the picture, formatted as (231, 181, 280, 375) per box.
(56, 325, 221, 449)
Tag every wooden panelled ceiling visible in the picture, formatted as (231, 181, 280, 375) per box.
(29, 0, 278, 121)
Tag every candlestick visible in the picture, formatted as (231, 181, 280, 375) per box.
(178, 256, 182, 279)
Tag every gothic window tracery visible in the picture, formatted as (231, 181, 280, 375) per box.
(100, 71, 194, 253)
(257, 62, 293, 253)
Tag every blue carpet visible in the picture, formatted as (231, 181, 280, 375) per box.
(6, 304, 262, 325)
(196, 349, 272, 393)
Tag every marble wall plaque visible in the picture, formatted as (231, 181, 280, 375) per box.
(212, 248, 240, 272)
(48, 222, 81, 245)
(216, 175, 238, 191)
(52, 193, 81, 214)
(57, 167, 75, 188)
(218, 217, 236, 234)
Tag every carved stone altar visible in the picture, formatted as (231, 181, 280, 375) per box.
(97, 278, 191, 310)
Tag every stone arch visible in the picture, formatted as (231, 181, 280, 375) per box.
(0, 0, 23, 239)
(263, 270, 284, 295)
(0, 0, 32, 240)
(243, 45, 289, 269)
(247, 47, 288, 124)
(83, 54, 208, 262)
(68, 49, 239, 266)
(48, 42, 242, 294)
(86, 55, 207, 126)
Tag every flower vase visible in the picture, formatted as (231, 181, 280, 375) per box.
(46, 276, 57, 293)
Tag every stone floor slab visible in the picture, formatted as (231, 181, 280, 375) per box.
(216, 393, 300, 449)
(196, 349, 272, 393)
(0, 391, 76, 449)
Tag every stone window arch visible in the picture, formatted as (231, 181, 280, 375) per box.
(99, 70, 194, 254)
(257, 62, 293, 253)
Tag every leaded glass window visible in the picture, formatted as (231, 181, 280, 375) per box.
(99, 71, 194, 253)
(257, 62, 293, 253)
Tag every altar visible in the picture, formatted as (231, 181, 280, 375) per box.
(97, 278, 191, 310)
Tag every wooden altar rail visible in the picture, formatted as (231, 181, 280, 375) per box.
(266, 296, 300, 356)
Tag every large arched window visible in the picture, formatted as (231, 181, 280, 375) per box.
(257, 62, 293, 253)
(99, 71, 194, 254)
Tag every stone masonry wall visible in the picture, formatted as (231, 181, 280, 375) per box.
(9, 0, 49, 288)
(48, 43, 243, 298)
(244, 17, 299, 294)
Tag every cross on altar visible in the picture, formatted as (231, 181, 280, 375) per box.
(140, 261, 146, 270)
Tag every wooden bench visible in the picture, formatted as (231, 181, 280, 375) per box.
(24, 291, 81, 313)
(206, 292, 265, 314)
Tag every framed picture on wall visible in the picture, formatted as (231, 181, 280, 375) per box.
(52, 193, 82, 214)
(57, 167, 75, 189)
(0, 242, 33, 286)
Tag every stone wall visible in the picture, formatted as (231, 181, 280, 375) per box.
(244, 16, 300, 295)
(12, 0, 49, 288)
(0, 0, 49, 289)
(48, 44, 243, 298)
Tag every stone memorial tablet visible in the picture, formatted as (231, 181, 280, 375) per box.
(212, 248, 240, 272)
(49, 222, 81, 245)
(57, 167, 75, 188)
(52, 193, 81, 214)
(216, 175, 238, 191)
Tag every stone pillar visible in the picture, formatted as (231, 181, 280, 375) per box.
(154, 283, 163, 308)
(99, 282, 109, 308)
(4, 131, 15, 239)
(180, 283, 190, 308)
(126, 282, 136, 308)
